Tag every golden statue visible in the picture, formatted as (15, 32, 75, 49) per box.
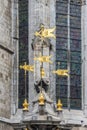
(35, 25, 56, 39)
(34, 53, 52, 64)
(53, 69, 69, 77)
(20, 62, 34, 72)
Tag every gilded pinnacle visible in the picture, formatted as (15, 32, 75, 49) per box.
(39, 92, 45, 105)
(56, 99, 63, 111)
(23, 99, 29, 111)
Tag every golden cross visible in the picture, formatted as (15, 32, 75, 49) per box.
(34, 53, 52, 64)
(20, 62, 34, 73)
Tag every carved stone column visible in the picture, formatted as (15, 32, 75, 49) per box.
(28, 0, 56, 110)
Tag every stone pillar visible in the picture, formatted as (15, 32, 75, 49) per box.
(49, 0, 56, 102)
(11, 0, 19, 115)
(81, 0, 87, 116)
(28, 0, 56, 110)
(33, 39, 50, 83)
(0, 0, 13, 118)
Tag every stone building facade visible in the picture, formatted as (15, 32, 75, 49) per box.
(1, 0, 87, 130)
(0, 0, 14, 130)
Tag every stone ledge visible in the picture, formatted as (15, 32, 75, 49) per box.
(0, 117, 11, 124)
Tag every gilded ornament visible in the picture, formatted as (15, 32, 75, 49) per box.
(56, 99, 63, 111)
(35, 25, 56, 39)
(53, 69, 69, 77)
(23, 99, 29, 111)
(39, 93, 45, 105)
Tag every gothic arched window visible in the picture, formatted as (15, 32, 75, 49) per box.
(18, 0, 29, 108)
(56, 0, 81, 109)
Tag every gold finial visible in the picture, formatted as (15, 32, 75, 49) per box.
(53, 69, 69, 77)
(35, 25, 56, 39)
(34, 54, 52, 64)
(40, 68, 45, 78)
(56, 99, 63, 111)
(20, 62, 34, 72)
(39, 93, 45, 105)
(23, 99, 29, 111)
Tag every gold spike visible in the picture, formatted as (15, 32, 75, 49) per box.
(56, 99, 63, 111)
(39, 93, 45, 106)
(23, 99, 29, 111)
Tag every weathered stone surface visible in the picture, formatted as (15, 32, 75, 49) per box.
(0, 48, 12, 118)
(29, 0, 56, 112)
(0, 0, 13, 129)
(0, 0, 12, 48)
(11, 0, 19, 115)
(1, 0, 87, 130)
(0, 122, 13, 130)
(82, 0, 87, 117)
(72, 127, 87, 130)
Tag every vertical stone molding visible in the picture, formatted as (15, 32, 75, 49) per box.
(28, 0, 56, 110)
(11, 0, 19, 115)
(81, 0, 87, 116)
(0, 0, 13, 118)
